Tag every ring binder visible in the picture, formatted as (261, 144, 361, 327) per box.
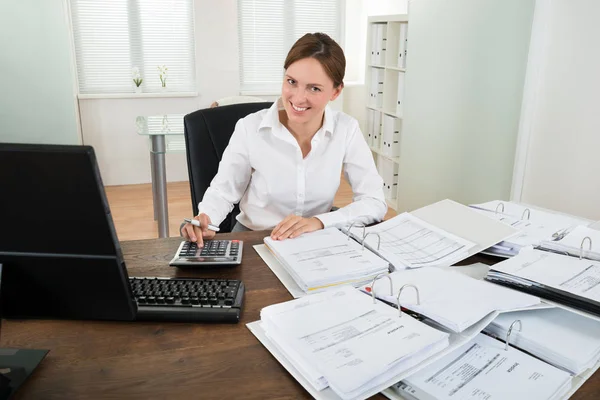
(504, 319, 522, 351)
(362, 232, 381, 251)
(580, 236, 592, 260)
(346, 222, 366, 241)
(495, 202, 505, 214)
(396, 284, 420, 317)
(370, 273, 393, 304)
(521, 208, 531, 220)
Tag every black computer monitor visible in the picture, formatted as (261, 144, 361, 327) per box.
(0, 143, 136, 321)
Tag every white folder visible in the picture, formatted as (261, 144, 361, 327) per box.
(411, 199, 520, 259)
(377, 68, 385, 109)
(382, 158, 398, 200)
(382, 115, 400, 158)
(396, 73, 405, 117)
(381, 115, 394, 156)
(370, 24, 378, 65)
(372, 111, 381, 150)
(380, 23, 388, 66)
(398, 23, 408, 68)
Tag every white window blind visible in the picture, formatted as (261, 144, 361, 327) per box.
(70, 0, 196, 94)
(238, 0, 342, 93)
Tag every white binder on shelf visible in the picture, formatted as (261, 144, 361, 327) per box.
(382, 115, 400, 158)
(365, 109, 374, 147)
(380, 23, 387, 66)
(375, 24, 383, 65)
(376, 68, 385, 109)
(382, 158, 398, 200)
(372, 110, 382, 150)
(370, 24, 378, 65)
(368, 69, 378, 108)
(396, 72, 405, 117)
(398, 23, 408, 68)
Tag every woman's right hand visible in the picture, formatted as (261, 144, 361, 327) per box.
(181, 213, 216, 246)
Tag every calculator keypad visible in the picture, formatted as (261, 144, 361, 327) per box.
(172, 240, 243, 266)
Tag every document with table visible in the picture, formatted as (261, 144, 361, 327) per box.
(389, 333, 572, 400)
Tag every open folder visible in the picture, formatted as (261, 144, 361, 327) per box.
(486, 248, 600, 317)
(470, 200, 593, 257)
(259, 199, 517, 297)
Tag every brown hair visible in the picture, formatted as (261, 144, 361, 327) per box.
(284, 33, 346, 88)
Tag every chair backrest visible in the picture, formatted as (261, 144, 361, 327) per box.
(183, 102, 273, 232)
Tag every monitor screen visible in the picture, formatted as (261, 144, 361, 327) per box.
(0, 143, 136, 321)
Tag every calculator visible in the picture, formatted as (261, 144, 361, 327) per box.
(169, 240, 243, 267)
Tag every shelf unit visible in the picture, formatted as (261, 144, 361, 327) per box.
(364, 14, 408, 212)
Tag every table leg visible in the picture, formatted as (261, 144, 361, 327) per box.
(150, 135, 169, 238)
(150, 150, 158, 221)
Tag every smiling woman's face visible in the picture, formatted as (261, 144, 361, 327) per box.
(281, 57, 342, 125)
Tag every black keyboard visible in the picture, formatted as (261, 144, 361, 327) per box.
(169, 240, 243, 267)
(129, 277, 244, 323)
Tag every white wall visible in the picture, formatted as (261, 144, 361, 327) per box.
(396, 0, 535, 212)
(0, 0, 80, 145)
(516, 0, 600, 220)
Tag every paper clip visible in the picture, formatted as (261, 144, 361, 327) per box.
(504, 319, 522, 351)
(346, 222, 366, 241)
(580, 236, 592, 260)
(521, 208, 531, 220)
(370, 273, 393, 304)
(552, 227, 569, 241)
(495, 202, 505, 214)
(396, 284, 420, 317)
(362, 232, 381, 251)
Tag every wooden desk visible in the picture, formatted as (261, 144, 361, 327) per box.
(4, 230, 600, 399)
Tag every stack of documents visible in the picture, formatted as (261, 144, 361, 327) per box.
(344, 199, 516, 270)
(250, 286, 450, 400)
(486, 249, 600, 316)
(390, 333, 572, 400)
(485, 307, 600, 374)
(364, 268, 540, 332)
(263, 228, 389, 294)
(470, 200, 592, 257)
(537, 225, 600, 261)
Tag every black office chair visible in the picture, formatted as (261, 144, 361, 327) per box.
(183, 102, 273, 232)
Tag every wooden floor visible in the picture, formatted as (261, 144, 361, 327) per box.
(105, 179, 397, 241)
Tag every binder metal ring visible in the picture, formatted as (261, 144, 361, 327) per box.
(346, 222, 366, 241)
(396, 284, 420, 317)
(505, 319, 522, 351)
(370, 273, 393, 304)
(580, 236, 592, 260)
(521, 208, 531, 220)
(495, 202, 505, 214)
(362, 232, 381, 251)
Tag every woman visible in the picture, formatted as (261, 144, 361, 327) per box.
(182, 32, 386, 246)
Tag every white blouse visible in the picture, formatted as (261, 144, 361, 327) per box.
(197, 99, 387, 231)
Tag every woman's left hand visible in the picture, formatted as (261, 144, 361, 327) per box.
(270, 215, 324, 240)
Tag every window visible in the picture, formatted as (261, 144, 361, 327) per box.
(238, 0, 343, 93)
(70, 0, 196, 95)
